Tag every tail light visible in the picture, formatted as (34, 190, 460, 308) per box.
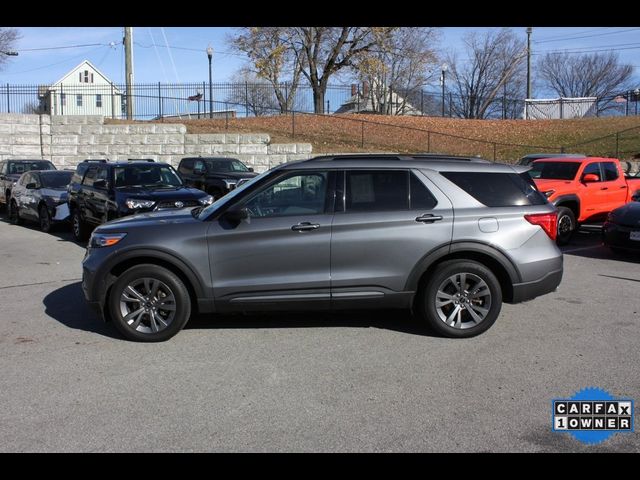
(525, 212, 557, 241)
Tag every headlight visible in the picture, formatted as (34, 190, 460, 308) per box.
(223, 179, 237, 189)
(12, 181, 17, 187)
(125, 198, 155, 209)
(90, 232, 127, 248)
(543, 190, 555, 198)
(199, 194, 214, 206)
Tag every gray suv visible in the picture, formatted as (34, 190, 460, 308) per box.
(82, 154, 563, 342)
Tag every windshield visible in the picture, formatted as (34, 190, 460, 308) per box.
(209, 159, 250, 172)
(114, 164, 183, 187)
(197, 170, 271, 220)
(40, 171, 73, 188)
(528, 162, 581, 180)
(8, 161, 56, 175)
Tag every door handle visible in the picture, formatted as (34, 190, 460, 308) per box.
(620, 186, 627, 189)
(415, 214, 443, 223)
(291, 222, 320, 231)
(600, 187, 608, 190)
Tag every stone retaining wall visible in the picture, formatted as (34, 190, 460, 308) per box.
(0, 114, 313, 172)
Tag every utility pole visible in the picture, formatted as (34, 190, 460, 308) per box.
(526, 27, 532, 100)
(124, 27, 134, 120)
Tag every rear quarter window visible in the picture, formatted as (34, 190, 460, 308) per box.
(441, 171, 547, 207)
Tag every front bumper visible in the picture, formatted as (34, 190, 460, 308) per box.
(511, 269, 563, 303)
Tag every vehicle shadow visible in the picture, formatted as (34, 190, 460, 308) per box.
(186, 309, 436, 337)
(43, 282, 437, 339)
(0, 210, 80, 244)
(561, 226, 640, 263)
(42, 282, 121, 339)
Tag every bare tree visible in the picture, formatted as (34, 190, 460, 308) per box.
(22, 101, 44, 114)
(230, 27, 302, 114)
(0, 28, 19, 70)
(447, 28, 527, 119)
(226, 68, 280, 117)
(352, 28, 439, 115)
(538, 51, 634, 112)
(288, 27, 387, 114)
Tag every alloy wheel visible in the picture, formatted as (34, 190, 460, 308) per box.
(435, 272, 492, 329)
(118, 277, 177, 334)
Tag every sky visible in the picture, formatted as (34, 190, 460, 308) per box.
(2, 26, 639, 96)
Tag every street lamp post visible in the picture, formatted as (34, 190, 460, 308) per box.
(206, 45, 213, 119)
(441, 63, 448, 117)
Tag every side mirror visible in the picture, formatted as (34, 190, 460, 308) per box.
(223, 207, 249, 223)
(582, 173, 599, 183)
(26, 182, 37, 189)
(248, 167, 254, 172)
(93, 179, 108, 190)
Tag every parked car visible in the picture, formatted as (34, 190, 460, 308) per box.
(82, 154, 563, 342)
(0, 159, 57, 211)
(529, 157, 640, 245)
(518, 153, 585, 166)
(602, 201, 640, 254)
(67, 159, 214, 242)
(9, 170, 74, 232)
(177, 157, 258, 200)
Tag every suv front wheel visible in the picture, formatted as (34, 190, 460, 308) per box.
(108, 264, 191, 342)
(419, 260, 502, 338)
(71, 209, 90, 242)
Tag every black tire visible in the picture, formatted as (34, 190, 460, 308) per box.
(9, 200, 23, 226)
(39, 204, 52, 233)
(71, 208, 90, 242)
(556, 206, 576, 246)
(108, 264, 191, 342)
(419, 260, 502, 338)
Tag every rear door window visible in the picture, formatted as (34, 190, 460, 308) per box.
(441, 171, 547, 207)
(582, 163, 601, 181)
(179, 159, 194, 175)
(410, 173, 437, 210)
(345, 170, 409, 212)
(601, 162, 619, 181)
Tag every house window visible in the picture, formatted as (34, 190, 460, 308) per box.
(84, 70, 89, 83)
(61, 93, 66, 106)
(77, 94, 83, 107)
(96, 94, 102, 108)
(79, 72, 82, 82)
(91, 73, 94, 83)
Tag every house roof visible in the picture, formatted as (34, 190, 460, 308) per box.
(51, 60, 120, 91)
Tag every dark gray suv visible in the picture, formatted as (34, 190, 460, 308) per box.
(82, 154, 563, 342)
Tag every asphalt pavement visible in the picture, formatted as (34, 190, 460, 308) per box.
(0, 217, 638, 452)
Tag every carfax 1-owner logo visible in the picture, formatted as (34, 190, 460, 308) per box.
(552, 387, 634, 444)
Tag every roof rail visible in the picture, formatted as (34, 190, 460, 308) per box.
(309, 154, 491, 163)
(82, 159, 108, 163)
(127, 158, 155, 162)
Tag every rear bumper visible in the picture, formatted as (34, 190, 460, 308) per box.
(602, 221, 640, 251)
(510, 269, 563, 303)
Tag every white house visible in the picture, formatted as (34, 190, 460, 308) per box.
(39, 60, 123, 117)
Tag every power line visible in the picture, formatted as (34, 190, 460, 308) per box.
(537, 42, 640, 55)
(534, 28, 640, 44)
(3, 46, 108, 75)
(533, 27, 612, 43)
(17, 43, 107, 52)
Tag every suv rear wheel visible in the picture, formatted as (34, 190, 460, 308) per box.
(419, 260, 502, 338)
(108, 264, 191, 342)
(9, 200, 23, 225)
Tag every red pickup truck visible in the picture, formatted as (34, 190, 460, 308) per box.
(530, 157, 640, 245)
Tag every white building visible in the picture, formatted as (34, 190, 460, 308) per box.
(39, 60, 123, 117)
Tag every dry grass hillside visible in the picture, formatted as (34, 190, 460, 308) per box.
(107, 114, 640, 163)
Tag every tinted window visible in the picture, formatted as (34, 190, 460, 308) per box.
(245, 172, 329, 218)
(528, 162, 581, 180)
(208, 159, 250, 172)
(40, 171, 74, 188)
(83, 167, 98, 186)
(601, 162, 619, 181)
(72, 163, 91, 184)
(0, 162, 6, 175)
(410, 173, 437, 210)
(114, 164, 183, 187)
(194, 159, 206, 172)
(582, 162, 601, 181)
(7, 161, 55, 175)
(441, 171, 547, 207)
(179, 159, 194, 174)
(346, 170, 408, 212)
(19, 173, 31, 186)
